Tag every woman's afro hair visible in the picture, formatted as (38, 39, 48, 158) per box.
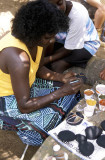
(12, 0, 69, 47)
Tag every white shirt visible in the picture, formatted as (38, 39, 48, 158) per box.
(55, 1, 100, 55)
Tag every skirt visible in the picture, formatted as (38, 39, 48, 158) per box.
(0, 78, 81, 146)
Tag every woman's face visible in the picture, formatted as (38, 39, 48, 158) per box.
(48, 0, 66, 13)
(37, 33, 55, 47)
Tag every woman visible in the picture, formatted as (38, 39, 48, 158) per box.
(0, 0, 83, 146)
(44, 0, 100, 73)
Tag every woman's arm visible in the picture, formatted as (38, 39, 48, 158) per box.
(37, 65, 76, 83)
(3, 48, 83, 114)
(44, 46, 71, 65)
(39, 46, 75, 83)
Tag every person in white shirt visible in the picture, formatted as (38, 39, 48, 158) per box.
(44, 0, 100, 73)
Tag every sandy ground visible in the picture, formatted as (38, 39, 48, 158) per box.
(0, 1, 39, 160)
(0, 0, 105, 160)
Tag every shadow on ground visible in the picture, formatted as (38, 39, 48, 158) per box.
(0, 130, 38, 160)
(0, 0, 105, 160)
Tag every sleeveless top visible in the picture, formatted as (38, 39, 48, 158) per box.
(0, 32, 43, 96)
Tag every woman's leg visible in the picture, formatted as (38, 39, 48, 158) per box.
(50, 48, 92, 73)
(0, 79, 81, 146)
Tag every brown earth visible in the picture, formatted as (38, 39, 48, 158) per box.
(0, 0, 105, 160)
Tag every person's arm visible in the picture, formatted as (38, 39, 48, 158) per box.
(39, 46, 76, 83)
(4, 48, 83, 114)
(37, 65, 76, 83)
(85, 0, 102, 8)
(44, 46, 71, 65)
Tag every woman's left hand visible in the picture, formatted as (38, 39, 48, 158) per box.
(61, 71, 77, 83)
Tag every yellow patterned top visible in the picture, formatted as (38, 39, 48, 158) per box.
(0, 32, 43, 96)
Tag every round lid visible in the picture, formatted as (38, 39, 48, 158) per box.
(57, 130, 76, 143)
(79, 141, 94, 156)
(96, 135, 105, 148)
(66, 112, 84, 125)
(85, 126, 102, 140)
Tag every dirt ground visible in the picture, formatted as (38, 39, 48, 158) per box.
(0, 0, 105, 160)
(0, 1, 39, 160)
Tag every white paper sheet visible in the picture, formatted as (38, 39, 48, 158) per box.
(48, 119, 105, 160)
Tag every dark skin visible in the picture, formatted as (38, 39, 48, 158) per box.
(45, 0, 105, 79)
(44, 0, 73, 73)
(0, 33, 83, 114)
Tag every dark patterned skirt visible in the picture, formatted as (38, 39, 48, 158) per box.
(0, 78, 81, 146)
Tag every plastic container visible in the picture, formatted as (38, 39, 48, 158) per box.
(84, 107, 94, 117)
(98, 94, 105, 101)
(46, 156, 56, 160)
(86, 99, 97, 109)
(53, 144, 68, 160)
(99, 99, 105, 111)
(84, 89, 94, 100)
(96, 84, 105, 95)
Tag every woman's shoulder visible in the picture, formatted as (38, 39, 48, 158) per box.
(0, 32, 29, 55)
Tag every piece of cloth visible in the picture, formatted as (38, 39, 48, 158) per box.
(50, 42, 92, 69)
(55, 1, 100, 55)
(0, 32, 43, 96)
(0, 78, 81, 146)
(62, 47, 92, 68)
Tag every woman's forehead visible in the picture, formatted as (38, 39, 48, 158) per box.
(48, 0, 60, 4)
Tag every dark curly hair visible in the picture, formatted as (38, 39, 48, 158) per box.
(12, 0, 69, 47)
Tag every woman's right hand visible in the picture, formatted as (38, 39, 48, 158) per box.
(60, 77, 83, 96)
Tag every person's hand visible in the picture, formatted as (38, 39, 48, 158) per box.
(100, 69, 105, 80)
(60, 77, 83, 96)
(61, 71, 77, 83)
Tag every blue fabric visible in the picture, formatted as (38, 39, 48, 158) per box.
(84, 18, 100, 55)
(0, 78, 81, 146)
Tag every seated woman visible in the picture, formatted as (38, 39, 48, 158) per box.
(0, 0, 83, 146)
(44, 0, 100, 73)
